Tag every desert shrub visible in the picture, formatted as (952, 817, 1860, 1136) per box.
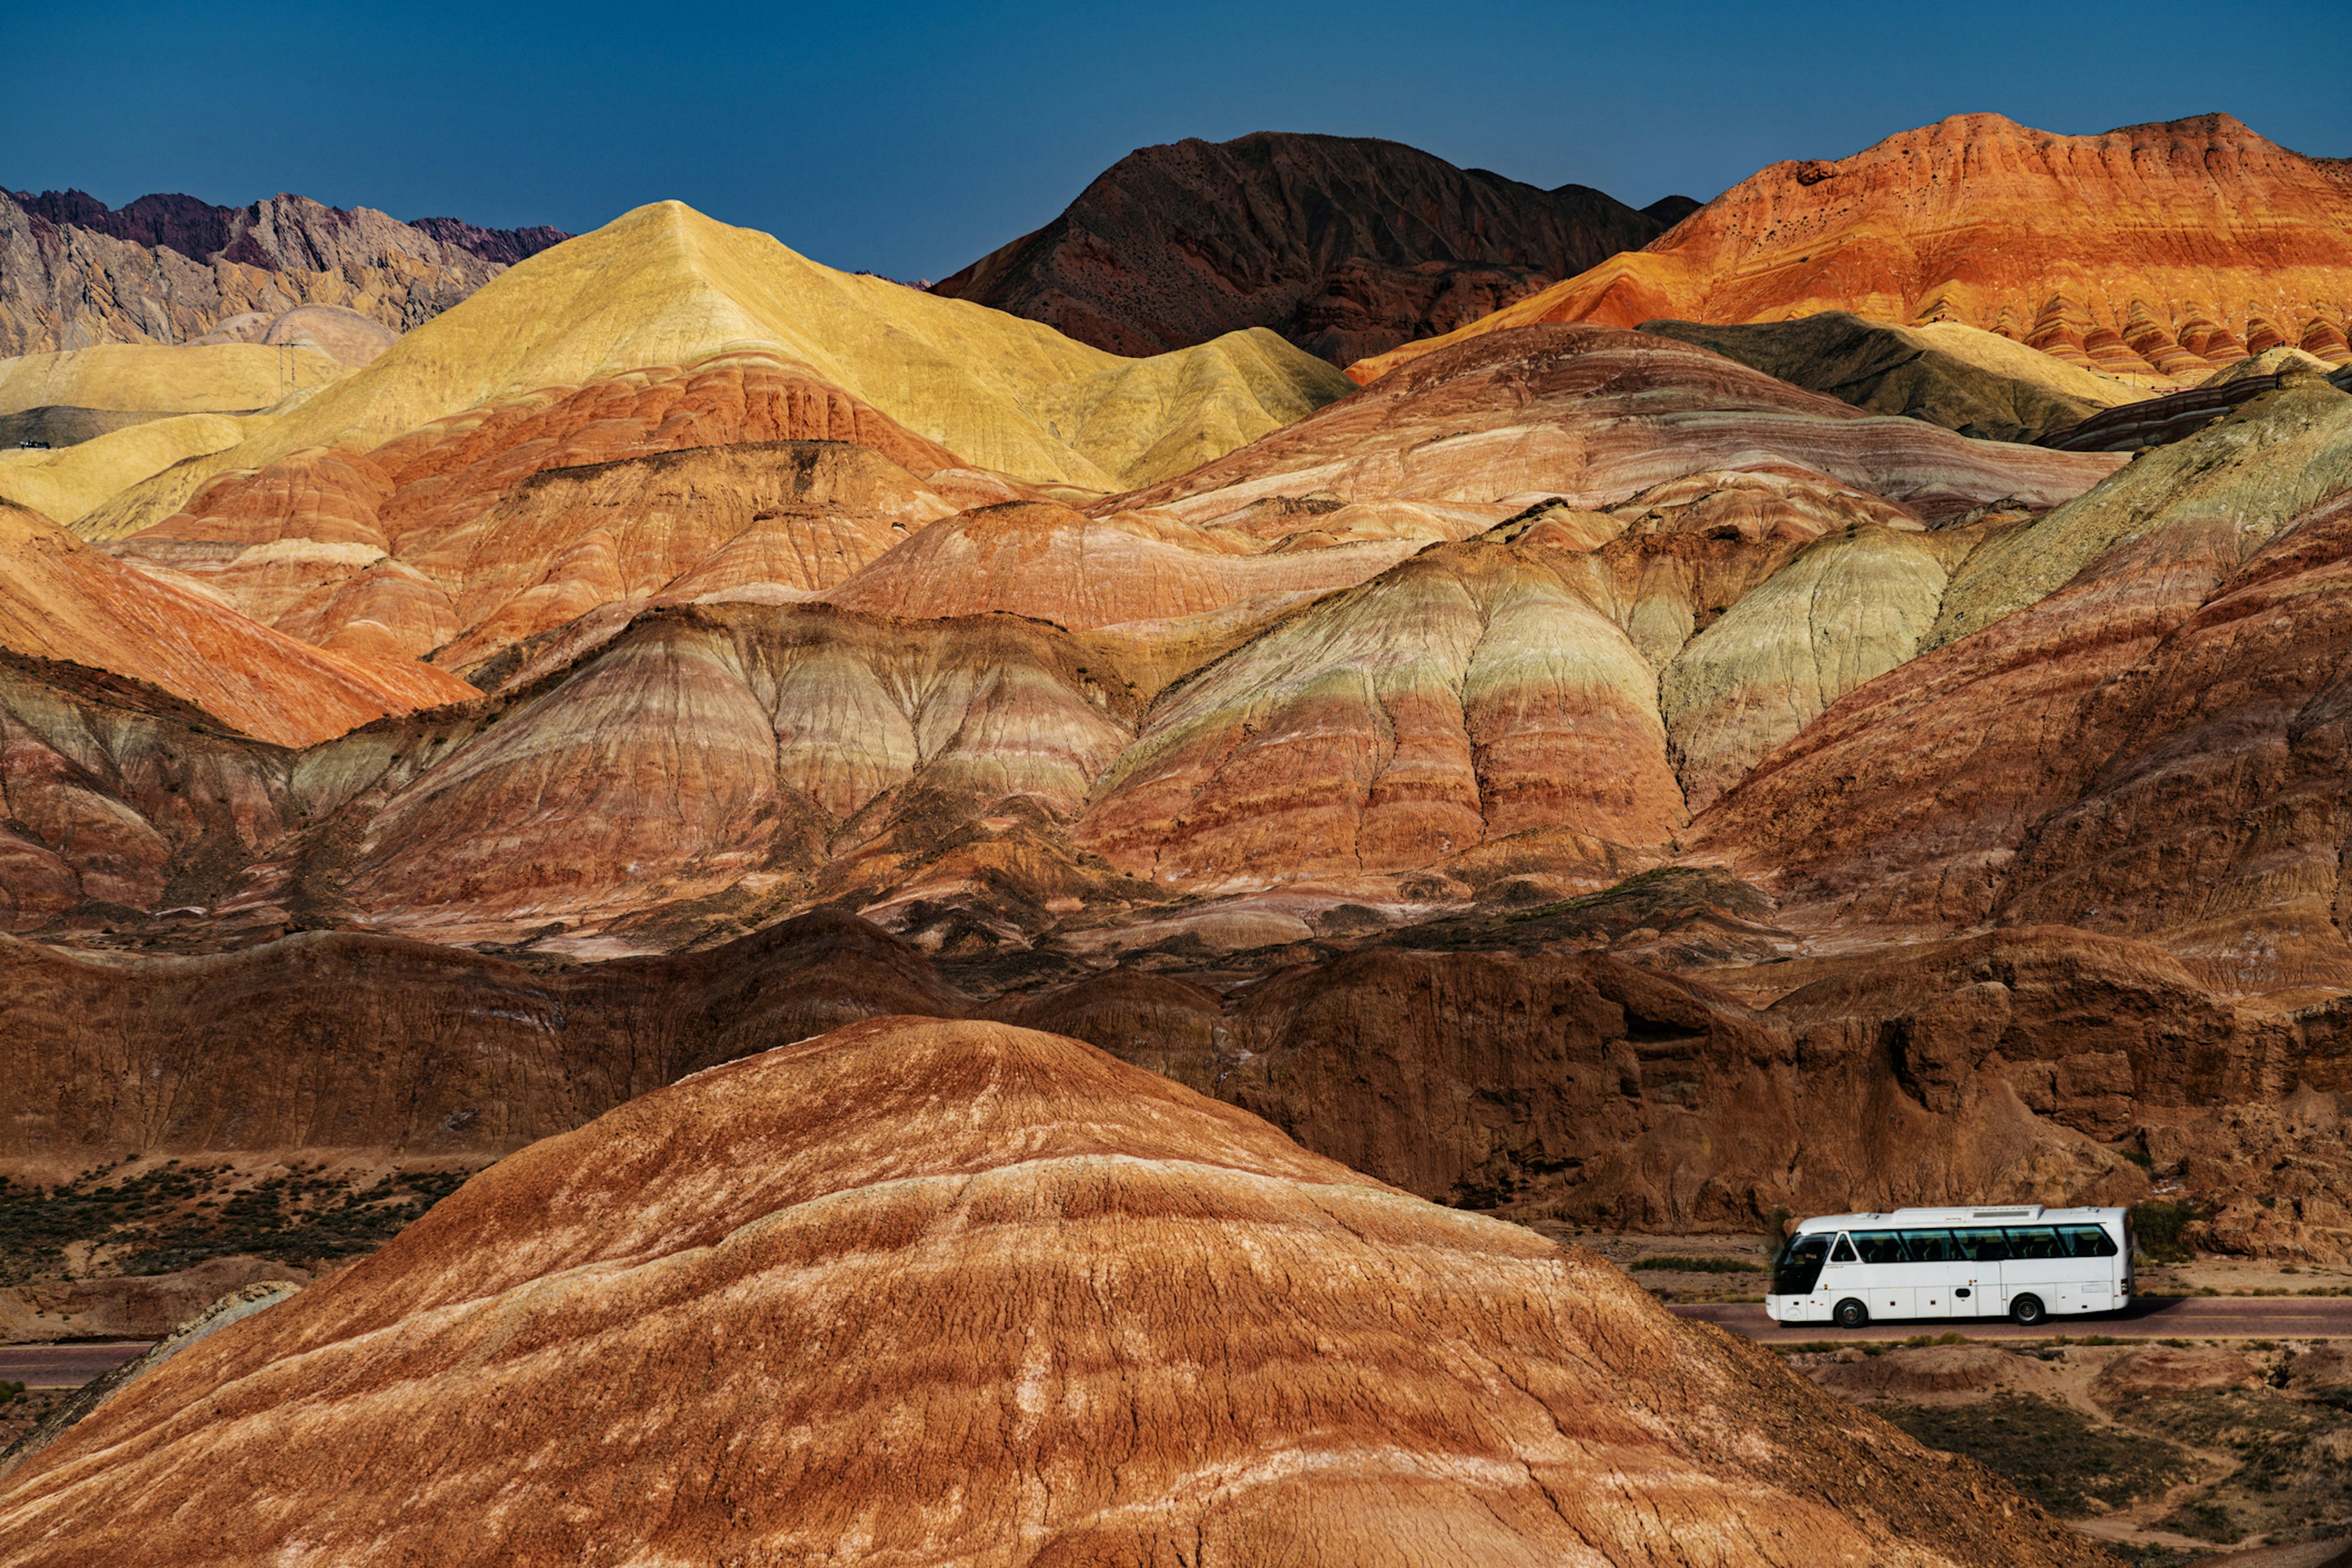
(1627, 1255, 1762, 1273)
(2132, 1199, 2207, 1263)
(1882, 1395, 2196, 1517)
(2158, 1501, 2245, 1544)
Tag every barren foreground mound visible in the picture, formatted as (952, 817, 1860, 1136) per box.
(0, 1016, 2105, 1567)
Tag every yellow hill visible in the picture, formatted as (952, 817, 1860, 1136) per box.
(0, 342, 343, 416)
(79, 202, 1354, 537)
(0, 413, 251, 525)
(1904, 321, 2149, 408)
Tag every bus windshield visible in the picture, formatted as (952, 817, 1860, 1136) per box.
(1773, 1234, 1830, 1295)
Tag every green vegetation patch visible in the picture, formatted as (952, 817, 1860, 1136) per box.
(0, 1164, 471, 1282)
(2114, 1387, 2352, 1546)
(2131, 1199, 2207, 1264)
(1880, 1393, 2197, 1517)
(0, 1384, 68, 1452)
(1627, 1254, 1762, 1273)
(2101, 1546, 2214, 1568)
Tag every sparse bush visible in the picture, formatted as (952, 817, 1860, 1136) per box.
(1627, 1255, 1762, 1273)
(1, 1164, 472, 1282)
(2132, 1199, 2206, 1263)
(2158, 1501, 2245, 1544)
(1882, 1393, 2195, 1517)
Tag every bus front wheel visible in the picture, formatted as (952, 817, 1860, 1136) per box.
(1833, 1298, 1869, 1330)
(2010, 1294, 2046, 1327)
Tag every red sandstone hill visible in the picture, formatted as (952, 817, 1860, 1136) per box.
(1352, 112, 2352, 385)
(1694, 373, 2352, 992)
(0, 499, 473, 749)
(933, 130, 1690, 364)
(0, 1016, 2111, 1567)
(0, 326, 2135, 943)
(1118, 320, 2117, 524)
(107, 348, 976, 670)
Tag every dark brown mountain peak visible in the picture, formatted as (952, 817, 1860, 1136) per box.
(407, 214, 574, 266)
(930, 129, 1673, 363)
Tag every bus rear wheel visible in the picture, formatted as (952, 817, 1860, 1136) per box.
(1833, 1298, 1869, 1330)
(2010, 1294, 2046, 1327)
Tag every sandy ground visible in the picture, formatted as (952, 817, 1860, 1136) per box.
(1773, 1338, 2352, 1558)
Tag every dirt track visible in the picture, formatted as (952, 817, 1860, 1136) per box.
(1675, 1294, 2352, 1342)
(0, 1343, 149, 1388)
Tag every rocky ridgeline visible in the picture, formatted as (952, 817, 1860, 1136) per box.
(0, 186, 567, 356)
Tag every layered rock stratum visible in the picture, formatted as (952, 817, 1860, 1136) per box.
(1120, 322, 2119, 525)
(0, 1015, 2113, 1567)
(1637, 312, 2145, 442)
(1351, 113, 2352, 387)
(0, 186, 566, 356)
(0, 499, 472, 749)
(933, 130, 1688, 363)
(110, 352, 971, 667)
(0, 325, 2136, 941)
(1694, 374, 2352, 979)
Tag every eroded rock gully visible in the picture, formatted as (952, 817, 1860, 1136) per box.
(0, 911, 963, 1169)
(8, 904, 2342, 1259)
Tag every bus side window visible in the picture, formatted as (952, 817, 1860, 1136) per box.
(1954, 1227, 2008, 1261)
(2005, 1226, 2062, 1259)
(2062, 1225, 2117, 1257)
(1899, 1229, 1958, 1262)
(1852, 1231, 1904, 1264)
(1830, 1235, 1856, 1263)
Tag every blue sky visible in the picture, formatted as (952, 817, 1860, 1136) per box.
(8, 1, 2347, 281)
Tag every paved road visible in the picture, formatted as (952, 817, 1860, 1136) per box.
(0, 1341, 151, 1387)
(1673, 1295, 2352, 1342)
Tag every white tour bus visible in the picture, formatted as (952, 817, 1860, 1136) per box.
(1765, 1205, 2133, 1329)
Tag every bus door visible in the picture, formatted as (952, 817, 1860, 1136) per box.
(1953, 1227, 2008, 1317)
(2060, 1223, 2122, 1311)
(1899, 1229, 1968, 1318)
